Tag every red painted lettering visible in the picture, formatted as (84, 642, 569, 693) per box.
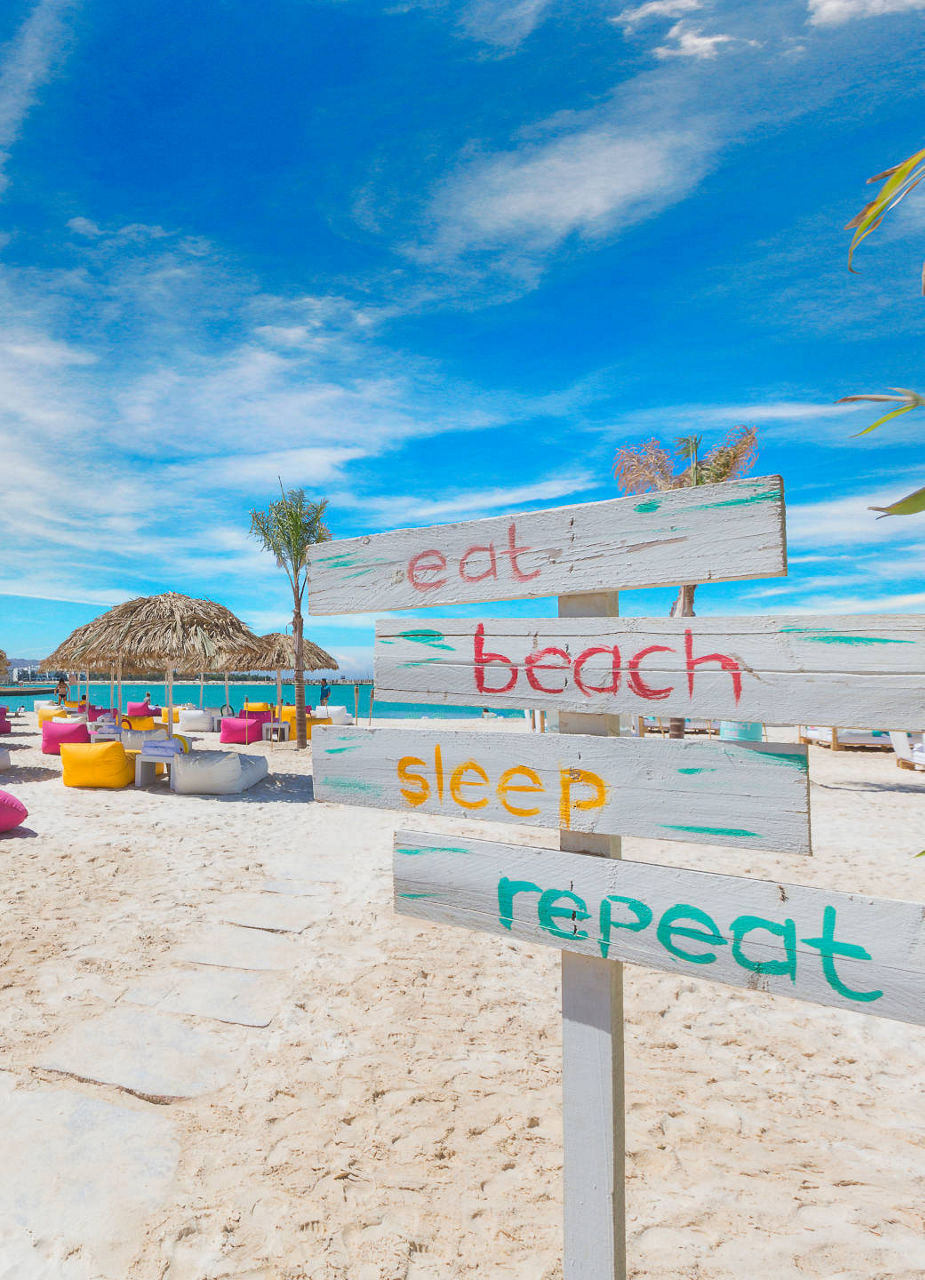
(474, 624, 518, 694)
(685, 629, 742, 702)
(627, 645, 674, 701)
(408, 549, 448, 591)
(502, 522, 541, 583)
(459, 544, 498, 583)
(525, 646, 571, 694)
(573, 645, 621, 697)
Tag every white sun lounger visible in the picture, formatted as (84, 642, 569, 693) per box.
(889, 731, 925, 771)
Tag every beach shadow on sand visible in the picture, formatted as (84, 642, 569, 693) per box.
(0, 765, 60, 783)
(1, 826, 39, 839)
(816, 780, 925, 795)
(163, 774, 316, 805)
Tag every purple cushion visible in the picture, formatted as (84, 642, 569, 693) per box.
(220, 716, 264, 744)
(42, 719, 91, 755)
(0, 789, 28, 832)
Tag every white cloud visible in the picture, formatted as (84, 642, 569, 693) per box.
(654, 21, 739, 57)
(331, 470, 598, 527)
(458, 0, 554, 49)
(809, 0, 925, 24)
(786, 484, 925, 547)
(417, 122, 716, 278)
(614, 0, 702, 29)
(0, 0, 74, 197)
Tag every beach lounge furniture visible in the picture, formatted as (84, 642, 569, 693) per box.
(122, 715, 157, 731)
(42, 718, 91, 755)
(60, 741, 135, 789)
(889, 731, 925, 771)
(799, 727, 892, 751)
(37, 704, 65, 727)
(170, 749, 269, 795)
(0, 710, 10, 734)
(134, 735, 190, 787)
(178, 708, 217, 733)
(220, 715, 266, 745)
(0, 747, 10, 770)
(0, 788, 27, 831)
(88, 720, 122, 741)
(126, 701, 160, 717)
(322, 704, 353, 725)
(121, 726, 169, 751)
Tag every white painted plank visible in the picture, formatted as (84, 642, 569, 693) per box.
(375, 614, 925, 727)
(394, 831, 925, 1026)
(557, 589, 625, 1280)
(313, 726, 812, 854)
(306, 476, 786, 613)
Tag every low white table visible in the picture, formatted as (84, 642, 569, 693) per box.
(262, 721, 290, 742)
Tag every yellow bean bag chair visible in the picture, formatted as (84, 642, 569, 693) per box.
(37, 706, 66, 726)
(60, 741, 135, 789)
(242, 701, 272, 713)
(122, 715, 156, 731)
(160, 708, 183, 724)
(274, 706, 331, 738)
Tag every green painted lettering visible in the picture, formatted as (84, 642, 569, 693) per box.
(657, 903, 727, 965)
(801, 906, 883, 1004)
(730, 914, 797, 980)
(497, 877, 542, 931)
(538, 889, 590, 941)
(599, 895, 653, 959)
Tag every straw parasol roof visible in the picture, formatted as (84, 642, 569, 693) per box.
(44, 593, 256, 674)
(248, 632, 338, 674)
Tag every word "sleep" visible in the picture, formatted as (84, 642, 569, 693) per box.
(398, 744, 605, 828)
(475, 624, 742, 703)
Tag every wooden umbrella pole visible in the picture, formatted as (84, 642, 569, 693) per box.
(166, 668, 174, 737)
(225, 673, 230, 711)
(354, 683, 359, 721)
(199, 672, 205, 708)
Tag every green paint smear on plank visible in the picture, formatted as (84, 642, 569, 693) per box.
(323, 744, 363, 754)
(319, 776, 382, 795)
(696, 487, 778, 510)
(398, 892, 440, 899)
(635, 499, 660, 513)
(396, 628, 454, 651)
(396, 845, 471, 857)
(677, 767, 716, 775)
(779, 628, 913, 645)
(316, 553, 391, 570)
(661, 823, 761, 839)
(400, 657, 443, 667)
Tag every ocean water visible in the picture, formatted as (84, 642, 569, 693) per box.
(5, 680, 522, 721)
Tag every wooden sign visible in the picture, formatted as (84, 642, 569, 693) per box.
(376, 614, 925, 727)
(395, 831, 925, 1026)
(313, 726, 812, 854)
(306, 476, 786, 613)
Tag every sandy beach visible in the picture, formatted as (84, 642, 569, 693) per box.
(1, 713, 924, 1280)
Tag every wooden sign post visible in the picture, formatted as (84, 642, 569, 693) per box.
(306, 476, 924, 1279)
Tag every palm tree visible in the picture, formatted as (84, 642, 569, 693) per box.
(250, 485, 331, 749)
(614, 426, 758, 738)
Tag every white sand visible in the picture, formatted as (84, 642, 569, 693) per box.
(0, 714, 924, 1279)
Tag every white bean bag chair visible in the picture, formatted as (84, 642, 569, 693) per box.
(170, 750, 268, 795)
(178, 708, 215, 733)
(0, 747, 10, 771)
(326, 704, 354, 725)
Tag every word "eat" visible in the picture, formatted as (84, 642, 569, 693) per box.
(408, 522, 540, 593)
(475, 624, 743, 703)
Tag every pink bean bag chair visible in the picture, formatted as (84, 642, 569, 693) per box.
(220, 715, 265, 745)
(42, 718, 91, 755)
(86, 706, 117, 722)
(0, 714, 10, 735)
(126, 701, 156, 717)
(0, 789, 27, 832)
(240, 708, 272, 727)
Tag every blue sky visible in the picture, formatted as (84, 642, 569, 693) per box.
(2, 0, 924, 672)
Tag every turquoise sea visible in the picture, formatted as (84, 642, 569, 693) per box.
(5, 680, 522, 721)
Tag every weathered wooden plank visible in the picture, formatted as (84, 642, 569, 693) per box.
(313, 726, 812, 854)
(394, 831, 925, 1026)
(375, 614, 925, 727)
(306, 476, 786, 614)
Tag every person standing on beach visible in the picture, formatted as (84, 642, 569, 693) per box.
(55, 676, 68, 705)
(319, 679, 331, 707)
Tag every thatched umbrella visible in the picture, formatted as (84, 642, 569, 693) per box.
(44, 593, 255, 734)
(247, 633, 338, 723)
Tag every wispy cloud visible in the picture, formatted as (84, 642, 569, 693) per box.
(614, 0, 702, 29)
(808, 0, 925, 24)
(457, 0, 554, 49)
(654, 21, 745, 58)
(0, 0, 75, 197)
